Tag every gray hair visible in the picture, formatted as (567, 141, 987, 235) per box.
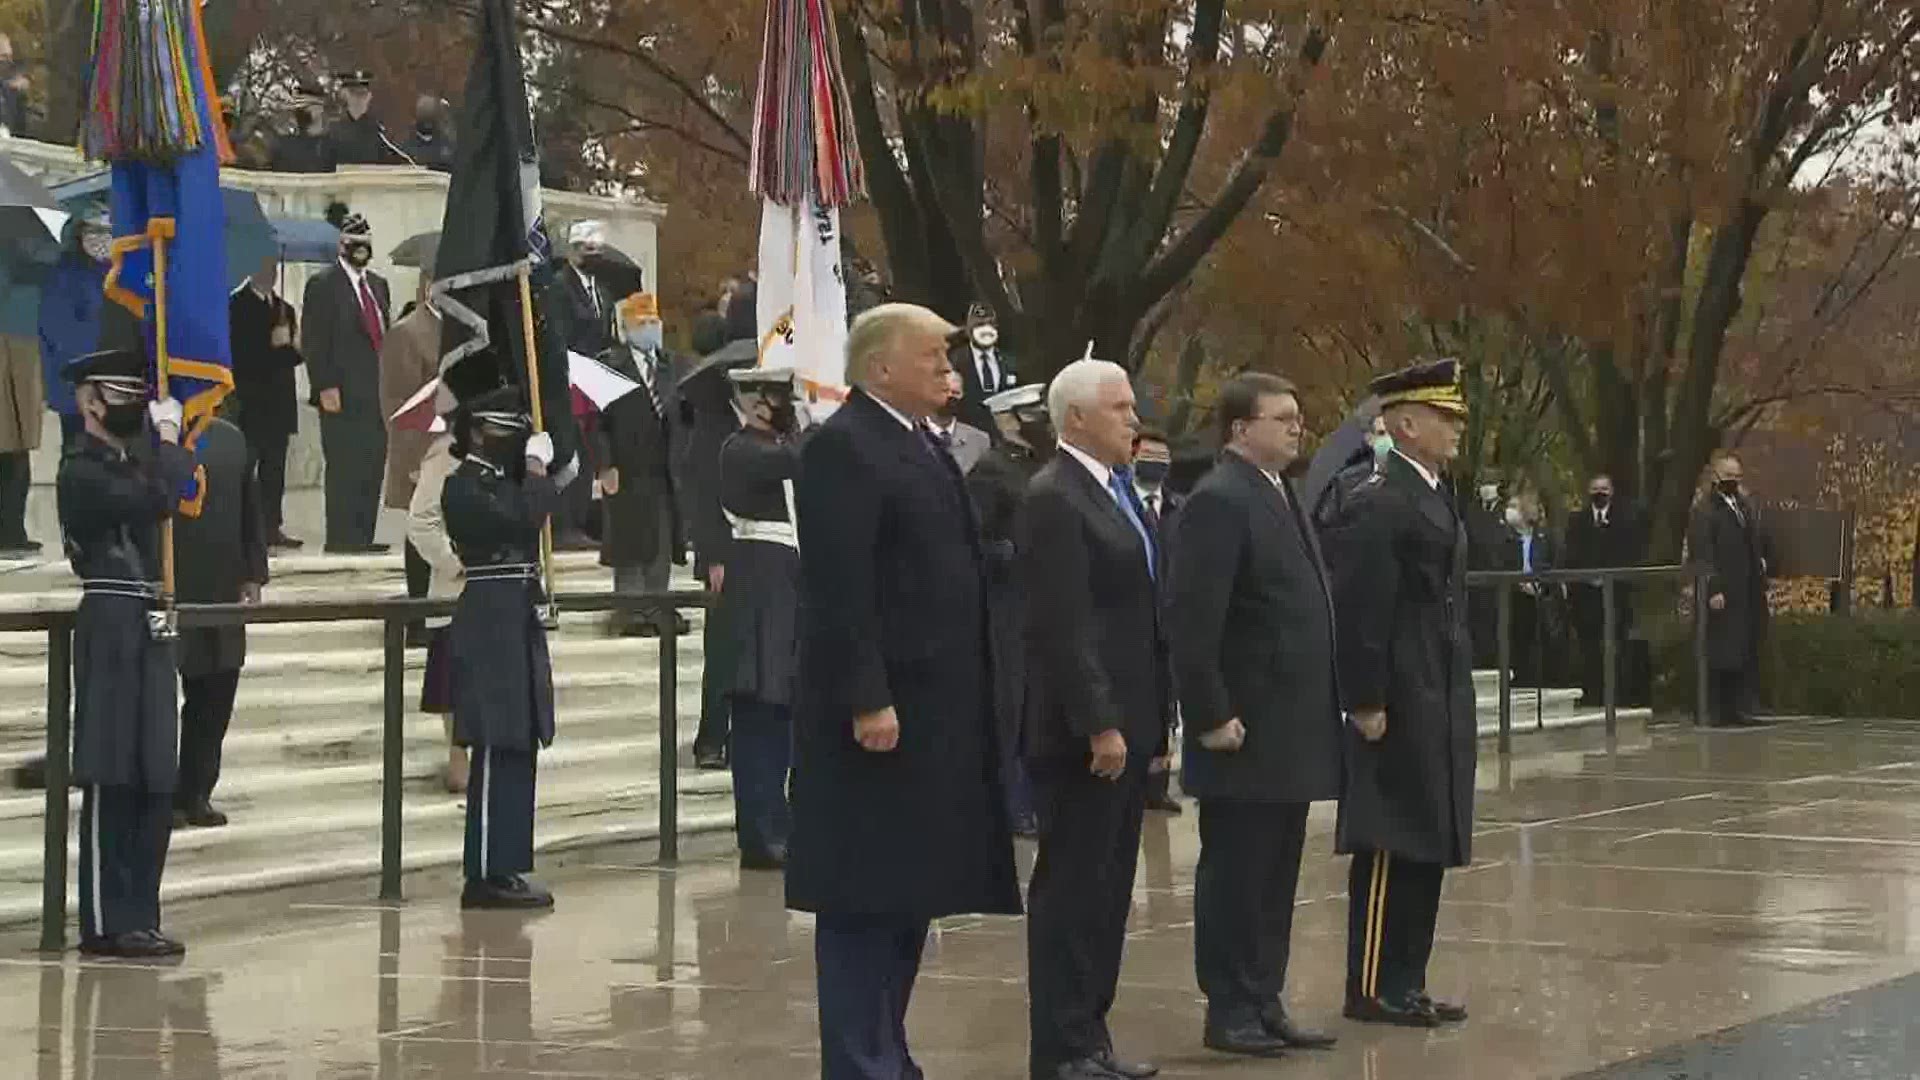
(845, 303, 955, 386)
(1047, 358, 1130, 430)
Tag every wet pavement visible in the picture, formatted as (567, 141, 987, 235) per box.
(12, 715, 1920, 1078)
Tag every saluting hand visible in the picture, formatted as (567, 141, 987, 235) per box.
(1198, 718, 1246, 753)
(854, 706, 899, 752)
(1354, 708, 1387, 743)
(1089, 729, 1127, 780)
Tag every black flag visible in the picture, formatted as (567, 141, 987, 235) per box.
(432, 0, 578, 467)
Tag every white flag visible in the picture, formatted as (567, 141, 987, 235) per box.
(757, 197, 849, 409)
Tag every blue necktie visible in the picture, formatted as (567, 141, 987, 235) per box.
(1107, 468, 1156, 579)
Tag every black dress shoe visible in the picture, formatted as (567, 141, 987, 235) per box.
(1095, 1050, 1157, 1078)
(693, 745, 728, 770)
(1145, 795, 1184, 814)
(180, 803, 228, 828)
(739, 847, 786, 871)
(268, 531, 304, 549)
(1344, 993, 1441, 1028)
(1414, 992, 1467, 1023)
(1202, 1020, 1286, 1057)
(1260, 1004, 1337, 1048)
(147, 930, 188, 957)
(1039, 1058, 1121, 1080)
(80, 931, 183, 959)
(461, 875, 556, 911)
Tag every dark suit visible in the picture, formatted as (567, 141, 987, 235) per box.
(1564, 501, 1647, 700)
(173, 418, 268, 811)
(1320, 452, 1476, 1005)
(1506, 526, 1562, 684)
(1689, 493, 1770, 725)
(301, 263, 391, 549)
(786, 389, 1021, 1080)
(1019, 449, 1171, 1075)
(949, 341, 1018, 433)
(1169, 452, 1341, 1025)
(591, 346, 685, 588)
(227, 284, 301, 534)
(552, 263, 616, 358)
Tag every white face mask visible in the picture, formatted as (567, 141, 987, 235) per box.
(1504, 506, 1525, 529)
(972, 325, 999, 348)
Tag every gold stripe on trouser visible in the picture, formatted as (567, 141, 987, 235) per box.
(1364, 851, 1390, 998)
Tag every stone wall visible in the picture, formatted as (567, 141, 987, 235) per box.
(0, 136, 664, 547)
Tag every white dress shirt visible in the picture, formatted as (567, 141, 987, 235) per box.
(1394, 449, 1441, 490)
(973, 346, 1002, 392)
(1058, 440, 1111, 489)
(869, 391, 919, 431)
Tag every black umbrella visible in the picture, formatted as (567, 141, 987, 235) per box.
(0, 155, 67, 250)
(389, 230, 440, 270)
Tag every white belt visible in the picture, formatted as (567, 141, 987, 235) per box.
(729, 517, 797, 549)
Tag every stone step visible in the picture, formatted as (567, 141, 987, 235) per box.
(0, 549, 619, 595)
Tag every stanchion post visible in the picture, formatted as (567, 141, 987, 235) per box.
(1496, 583, 1513, 756)
(380, 616, 406, 901)
(39, 618, 72, 953)
(1602, 575, 1618, 737)
(1692, 570, 1710, 726)
(657, 602, 680, 865)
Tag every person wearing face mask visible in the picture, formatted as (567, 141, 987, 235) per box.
(326, 70, 410, 166)
(1688, 453, 1771, 728)
(716, 366, 812, 868)
(302, 213, 393, 553)
(592, 293, 689, 636)
(967, 382, 1053, 838)
(950, 303, 1018, 433)
(926, 368, 990, 473)
(444, 383, 561, 909)
(399, 93, 455, 172)
(1564, 473, 1649, 705)
(40, 209, 116, 455)
(57, 347, 193, 957)
(1502, 491, 1561, 684)
(1463, 476, 1516, 668)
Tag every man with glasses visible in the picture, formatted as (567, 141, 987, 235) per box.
(1169, 373, 1341, 1058)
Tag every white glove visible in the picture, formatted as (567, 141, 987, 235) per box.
(524, 431, 554, 467)
(148, 398, 183, 441)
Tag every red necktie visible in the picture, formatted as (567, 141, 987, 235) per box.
(356, 278, 384, 350)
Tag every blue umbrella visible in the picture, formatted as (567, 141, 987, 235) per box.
(269, 216, 341, 264)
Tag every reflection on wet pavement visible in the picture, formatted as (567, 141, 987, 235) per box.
(12, 717, 1920, 1077)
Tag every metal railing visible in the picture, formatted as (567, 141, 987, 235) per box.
(1464, 565, 1711, 754)
(4, 589, 709, 953)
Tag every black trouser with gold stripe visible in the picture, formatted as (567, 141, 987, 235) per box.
(1345, 849, 1445, 1003)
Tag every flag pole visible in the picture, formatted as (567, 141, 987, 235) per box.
(152, 229, 178, 641)
(516, 262, 558, 626)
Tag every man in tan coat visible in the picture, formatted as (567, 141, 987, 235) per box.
(0, 333, 45, 554)
(380, 283, 442, 646)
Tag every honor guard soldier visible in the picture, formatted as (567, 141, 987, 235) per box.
(716, 365, 809, 869)
(57, 347, 191, 958)
(964, 383, 1052, 837)
(1318, 358, 1476, 1028)
(445, 385, 560, 910)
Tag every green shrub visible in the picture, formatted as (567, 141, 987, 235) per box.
(1650, 611, 1920, 718)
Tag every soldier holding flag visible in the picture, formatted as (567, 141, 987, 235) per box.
(58, 347, 191, 958)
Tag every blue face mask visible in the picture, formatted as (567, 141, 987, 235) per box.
(1369, 433, 1395, 460)
(626, 322, 664, 352)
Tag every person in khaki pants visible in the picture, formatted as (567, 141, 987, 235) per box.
(0, 333, 45, 554)
(407, 431, 470, 792)
(380, 279, 442, 647)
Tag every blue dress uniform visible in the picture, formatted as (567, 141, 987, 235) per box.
(55, 348, 193, 958)
(443, 388, 559, 910)
(715, 367, 806, 868)
(1318, 359, 1477, 1029)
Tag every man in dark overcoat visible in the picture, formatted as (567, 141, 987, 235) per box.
(1688, 452, 1770, 728)
(444, 384, 560, 910)
(1169, 372, 1341, 1058)
(1019, 357, 1170, 1080)
(1319, 359, 1477, 1029)
(57, 348, 192, 958)
(594, 293, 687, 636)
(1565, 473, 1648, 701)
(716, 365, 807, 869)
(949, 303, 1020, 433)
(964, 382, 1052, 837)
(301, 213, 391, 553)
(787, 303, 1021, 1080)
(228, 256, 303, 547)
(173, 405, 269, 828)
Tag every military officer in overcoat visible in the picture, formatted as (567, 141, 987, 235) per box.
(57, 347, 191, 958)
(1318, 359, 1476, 1029)
(444, 384, 560, 911)
(964, 382, 1052, 836)
(716, 366, 808, 868)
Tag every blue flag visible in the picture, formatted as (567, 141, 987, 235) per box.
(87, 0, 235, 513)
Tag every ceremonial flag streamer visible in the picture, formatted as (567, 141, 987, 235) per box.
(84, 0, 235, 515)
(749, 0, 864, 401)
